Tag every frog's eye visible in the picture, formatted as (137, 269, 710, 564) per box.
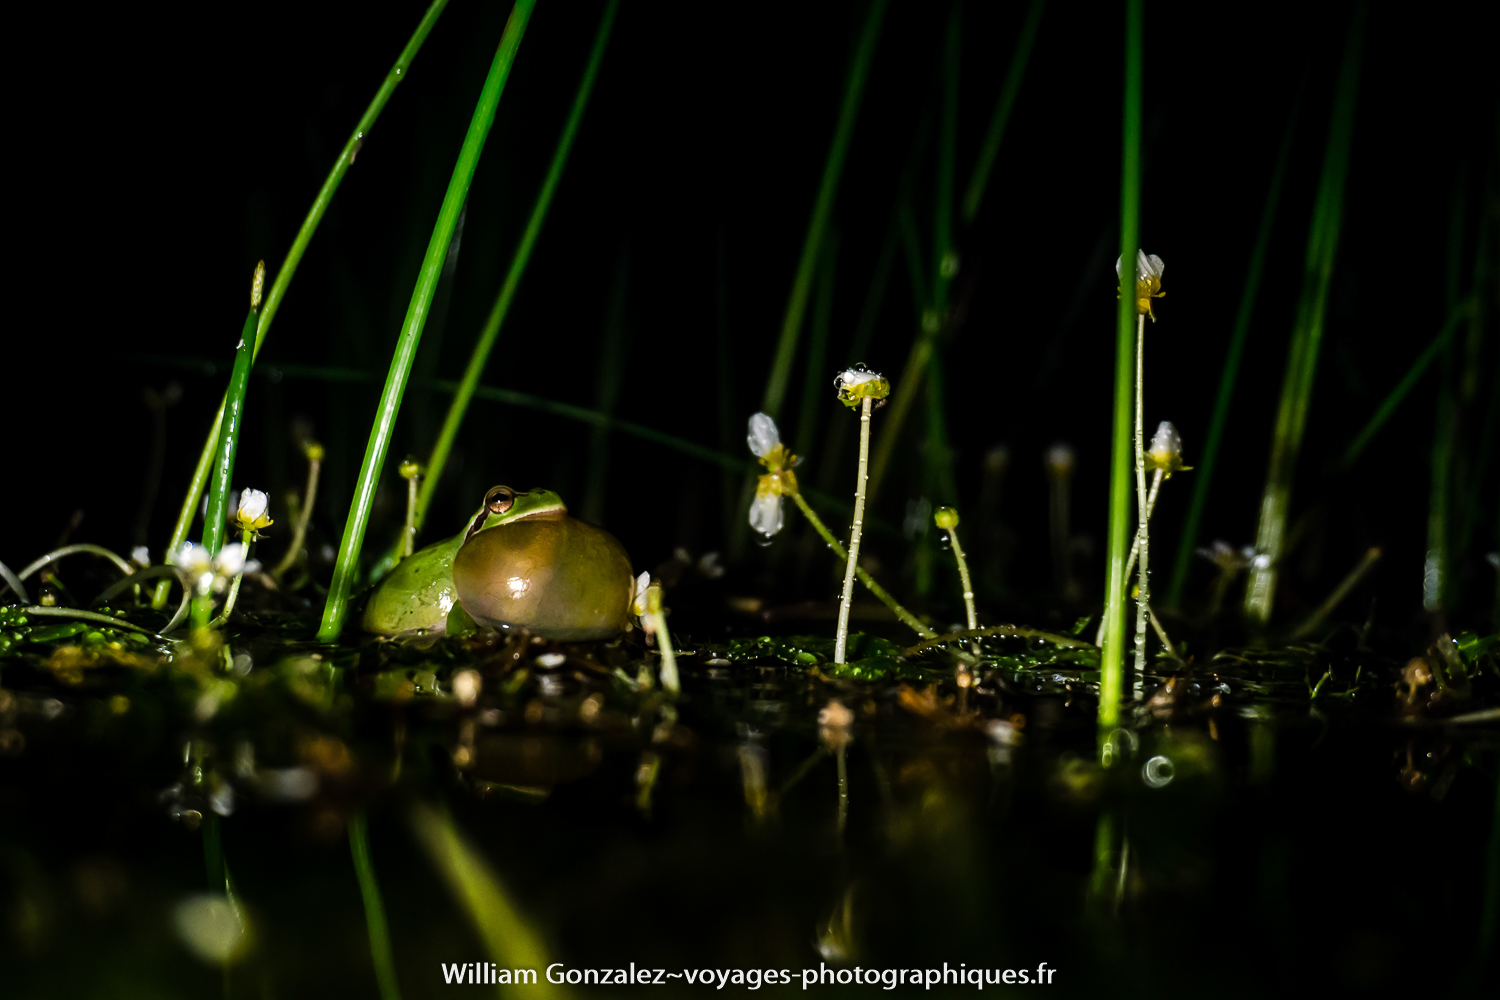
(485, 486, 517, 515)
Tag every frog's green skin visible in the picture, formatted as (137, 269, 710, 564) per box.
(362, 489, 633, 642)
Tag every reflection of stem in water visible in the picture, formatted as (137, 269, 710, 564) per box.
(836, 745, 849, 841)
(349, 812, 403, 1000)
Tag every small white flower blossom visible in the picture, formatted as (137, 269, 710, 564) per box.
(747, 413, 781, 459)
(631, 571, 651, 618)
(1116, 250, 1165, 319)
(234, 488, 274, 532)
(130, 545, 151, 568)
(1146, 421, 1189, 476)
(749, 488, 784, 537)
(174, 542, 216, 595)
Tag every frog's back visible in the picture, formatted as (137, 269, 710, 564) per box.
(361, 535, 463, 637)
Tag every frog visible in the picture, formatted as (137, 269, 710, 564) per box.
(362, 486, 636, 641)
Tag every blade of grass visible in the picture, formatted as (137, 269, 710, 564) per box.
(1244, 4, 1365, 624)
(204, 269, 263, 556)
(318, 0, 536, 642)
(415, 0, 618, 538)
(408, 802, 565, 999)
(1340, 302, 1473, 469)
(1100, 0, 1143, 738)
(153, 0, 450, 605)
(349, 813, 402, 1000)
(1165, 76, 1304, 607)
(759, 0, 888, 419)
(960, 0, 1046, 225)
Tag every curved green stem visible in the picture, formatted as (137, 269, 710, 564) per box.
(318, 1, 536, 642)
(16, 606, 157, 636)
(415, 0, 618, 536)
(272, 452, 322, 580)
(790, 492, 933, 640)
(18, 544, 134, 583)
(210, 529, 255, 628)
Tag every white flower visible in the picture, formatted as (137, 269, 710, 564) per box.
(631, 571, 651, 618)
(130, 545, 151, 568)
(234, 488, 274, 532)
(173, 542, 216, 595)
(1116, 249, 1165, 282)
(832, 365, 890, 407)
(749, 485, 784, 537)
(213, 543, 254, 578)
(747, 413, 781, 459)
(1145, 421, 1189, 475)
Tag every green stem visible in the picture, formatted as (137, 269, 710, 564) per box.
(350, 812, 402, 1000)
(834, 397, 874, 664)
(155, 0, 450, 605)
(960, 0, 1046, 225)
(271, 451, 322, 579)
(1134, 314, 1149, 683)
(759, 0, 888, 418)
(1244, 5, 1365, 623)
(17, 543, 135, 583)
(210, 528, 255, 628)
(1100, 0, 1143, 738)
(416, 0, 618, 535)
(1166, 78, 1303, 607)
(1289, 545, 1381, 639)
(1340, 303, 1472, 469)
(790, 492, 934, 639)
(947, 524, 977, 633)
(318, 0, 536, 642)
(203, 308, 258, 556)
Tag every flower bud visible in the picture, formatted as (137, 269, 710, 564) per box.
(234, 488, 274, 532)
(934, 506, 959, 530)
(1145, 421, 1190, 476)
(833, 364, 890, 408)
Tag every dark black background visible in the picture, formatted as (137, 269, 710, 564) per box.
(5, 0, 1496, 635)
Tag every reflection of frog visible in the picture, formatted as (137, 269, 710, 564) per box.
(362, 487, 635, 641)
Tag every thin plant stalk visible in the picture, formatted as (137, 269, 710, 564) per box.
(318, 1, 536, 642)
(759, 0, 888, 419)
(1100, 0, 1144, 738)
(1096, 467, 1163, 646)
(645, 585, 678, 694)
(204, 267, 264, 557)
(1166, 78, 1303, 606)
(1133, 313, 1150, 681)
(1290, 546, 1381, 639)
(834, 397, 875, 664)
(349, 812, 402, 1000)
(401, 466, 420, 559)
(0, 560, 27, 604)
(1244, 6, 1365, 623)
(154, 0, 449, 606)
(789, 492, 935, 639)
(271, 443, 323, 580)
(960, 0, 1046, 225)
(416, 0, 619, 536)
(1340, 302, 1474, 468)
(948, 526, 977, 633)
(209, 528, 254, 627)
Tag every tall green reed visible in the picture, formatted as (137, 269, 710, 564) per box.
(415, 0, 619, 537)
(154, 0, 450, 605)
(1244, 5, 1365, 624)
(1099, 0, 1143, 736)
(960, 0, 1045, 226)
(349, 812, 402, 1000)
(1165, 80, 1303, 607)
(582, 239, 631, 525)
(318, 0, 536, 642)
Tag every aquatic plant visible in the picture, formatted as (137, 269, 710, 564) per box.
(319, 0, 537, 642)
(201, 263, 264, 561)
(1244, 5, 1365, 623)
(1099, 0, 1144, 737)
(833, 366, 891, 664)
(933, 506, 977, 636)
(1121, 249, 1165, 681)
